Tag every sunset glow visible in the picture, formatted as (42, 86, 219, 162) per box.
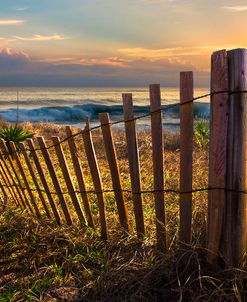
(0, 0, 247, 86)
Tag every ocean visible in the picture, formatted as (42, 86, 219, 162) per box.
(0, 87, 210, 130)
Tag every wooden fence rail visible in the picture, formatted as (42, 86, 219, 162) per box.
(0, 48, 246, 268)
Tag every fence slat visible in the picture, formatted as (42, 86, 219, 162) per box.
(0, 178, 8, 206)
(149, 84, 166, 250)
(19, 142, 51, 218)
(65, 126, 95, 228)
(0, 149, 26, 210)
(0, 160, 19, 207)
(207, 50, 229, 264)
(51, 136, 86, 224)
(82, 118, 108, 240)
(9, 141, 41, 219)
(0, 139, 32, 212)
(36, 136, 72, 225)
(99, 113, 129, 232)
(180, 72, 193, 244)
(0, 156, 19, 206)
(122, 93, 145, 237)
(225, 49, 247, 266)
(26, 139, 61, 225)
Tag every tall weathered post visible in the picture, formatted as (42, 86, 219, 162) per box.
(225, 49, 247, 266)
(208, 50, 229, 264)
(208, 48, 247, 267)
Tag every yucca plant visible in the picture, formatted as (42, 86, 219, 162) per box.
(194, 119, 210, 149)
(0, 125, 34, 156)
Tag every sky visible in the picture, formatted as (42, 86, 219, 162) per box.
(0, 0, 247, 87)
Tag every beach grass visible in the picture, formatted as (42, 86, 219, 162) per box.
(0, 122, 246, 301)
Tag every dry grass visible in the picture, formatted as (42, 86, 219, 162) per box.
(0, 209, 246, 302)
(0, 122, 246, 301)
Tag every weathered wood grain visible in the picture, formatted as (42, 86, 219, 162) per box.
(180, 71, 194, 245)
(99, 113, 129, 232)
(122, 93, 145, 237)
(149, 84, 166, 250)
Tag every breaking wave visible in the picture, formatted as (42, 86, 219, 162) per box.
(0, 102, 210, 124)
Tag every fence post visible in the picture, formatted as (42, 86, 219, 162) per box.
(65, 126, 95, 229)
(208, 48, 247, 267)
(0, 139, 34, 213)
(0, 160, 19, 207)
(82, 117, 108, 240)
(9, 141, 41, 219)
(207, 50, 229, 264)
(51, 136, 86, 225)
(224, 48, 247, 266)
(180, 71, 193, 245)
(0, 148, 27, 210)
(26, 138, 61, 225)
(19, 142, 51, 219)
(99, 112, 129, 232)
(149, 84, 166, 250)
(122, 93, 145, 238)
(36, 136, 72, 225)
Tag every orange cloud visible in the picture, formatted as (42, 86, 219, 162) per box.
(0, 19, 25, 25)
(14, 34, 66, 41)
(79, 57, 129, 67)
(223, 6, 247, 12)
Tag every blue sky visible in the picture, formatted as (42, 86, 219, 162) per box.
(0, 0, 247, 86)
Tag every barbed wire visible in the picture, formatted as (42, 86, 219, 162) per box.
(1, 89, 246, 155)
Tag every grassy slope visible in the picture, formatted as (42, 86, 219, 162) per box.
(0, 123, 246, 301)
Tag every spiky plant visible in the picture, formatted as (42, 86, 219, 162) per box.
(0, 125, 34, 156)
(194, 119, 210, 149)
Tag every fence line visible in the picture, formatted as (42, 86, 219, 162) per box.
(1, 49, 247, 267)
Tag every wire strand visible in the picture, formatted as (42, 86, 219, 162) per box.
(2, 182, 247, 196)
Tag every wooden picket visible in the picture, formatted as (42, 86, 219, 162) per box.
(149, 84, 166, 250)
(0, 166, 11, 205)
(82, 118, 108, 240)
(26, 138, 61, 225)
(207, 50, 229, 263)
(52, 136, 86, 224)
(65, 126, 95, 228)
(99, 112, 129, 232)
(36, 136, 72, 225)
(19, 142, 51, 218)
(0, 139, 33, 213)
(225, 49, 247, 266)
(10, 141, 41, 218)
(122, 93, 145, 237)
(0, 148, 26, 209)
(179, 72, 194, 245)
(0, 159, 19, 207)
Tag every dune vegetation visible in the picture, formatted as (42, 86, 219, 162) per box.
(0, 122, 246, 302)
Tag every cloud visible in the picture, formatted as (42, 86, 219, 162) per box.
(0, 19, 25, 25)
(0, 47, 209, 87)
(34, 56, 129, 67)
(119, 47, 201, 60)
(14, 34, 66, 41)
(15, 7, 29, 11)
(223, 6, 247, 12)
(79, 57, 129, 67)
(0, 48, 30, 71)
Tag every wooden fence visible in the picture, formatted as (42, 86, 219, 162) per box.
(0, 48, 246, 267)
